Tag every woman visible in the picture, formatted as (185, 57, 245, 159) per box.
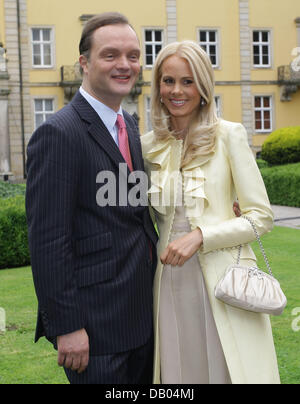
(141, 41, 280, 384)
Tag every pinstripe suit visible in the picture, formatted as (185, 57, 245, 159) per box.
(26, 91, 158, 383)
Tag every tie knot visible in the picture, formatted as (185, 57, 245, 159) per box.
(116, 114, 126, 129)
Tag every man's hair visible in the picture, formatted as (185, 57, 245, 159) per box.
(79, 12, 132, 59)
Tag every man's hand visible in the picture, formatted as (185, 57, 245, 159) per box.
(233, 201, 242, 217)
(57, 328, 89, 374)
(160, 228, 203, 267)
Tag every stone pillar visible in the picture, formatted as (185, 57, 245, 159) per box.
(239, 0, 253, 146)
(0, 46, 12, 180)
(4, 0, 30, 180)
(166, 0, 177, 44)
(295, 17, 300, 47)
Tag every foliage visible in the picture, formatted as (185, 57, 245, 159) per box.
(0, 196, 30, 269)
(0, 181, 26, 199)
(260, 163, 300, 208)
(256, 159, 269, 169)
(261, 126, 300, 166)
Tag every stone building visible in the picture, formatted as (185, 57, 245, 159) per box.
(0, 0, 300, 180)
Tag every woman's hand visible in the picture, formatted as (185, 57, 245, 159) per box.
(160, 228, 203, 267)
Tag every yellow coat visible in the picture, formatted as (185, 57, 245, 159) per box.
(141, 119, 281, 384)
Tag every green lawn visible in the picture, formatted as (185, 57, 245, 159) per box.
(0, 225, 299, 384)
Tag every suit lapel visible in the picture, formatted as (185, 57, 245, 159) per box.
(124, 114, 144, 173)
(71, 91, 144, 176)
(71, 91, 127, 172)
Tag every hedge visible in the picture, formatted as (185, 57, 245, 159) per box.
(261, 126, 300, 166)
(0, 195, 30, 269)
(256, 159, 269, 169)
(260, 162, 300, 208)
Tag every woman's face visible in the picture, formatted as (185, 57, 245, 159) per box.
(160, 55, 201, 127)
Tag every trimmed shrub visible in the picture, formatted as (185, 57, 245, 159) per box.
(261, 126, 300, 166)
(0, 196, 30, 269)
(260, 163, 300, 208)
(256, 159, 269, 169)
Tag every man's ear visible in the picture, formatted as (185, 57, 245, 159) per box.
(79, 55, 89, 75)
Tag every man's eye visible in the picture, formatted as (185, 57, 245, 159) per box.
(104, 54, 114, 60)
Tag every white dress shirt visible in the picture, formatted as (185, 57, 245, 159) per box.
(79, 86, 123, 146)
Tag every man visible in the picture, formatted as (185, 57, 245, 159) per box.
(26, 13, 158, 384)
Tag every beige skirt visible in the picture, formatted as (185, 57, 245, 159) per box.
(159, 206, 232, 384)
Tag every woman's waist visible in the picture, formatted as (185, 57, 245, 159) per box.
(170, 220, 191, 234)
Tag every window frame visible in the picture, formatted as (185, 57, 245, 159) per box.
(214, 95, 222, 118)
(198, 28, 220, 69)
(253, 95, 273, 133)
(252, 29, 272, 69)
(31, 27, 55, 69)
(143, 28, 164, 68)
(144, 95, 152, 132)
(33, 97, 55, 130)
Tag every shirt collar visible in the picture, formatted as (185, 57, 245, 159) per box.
(79, 86, 123, 132)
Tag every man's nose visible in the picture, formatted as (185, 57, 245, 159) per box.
(116, 55, 130, 70)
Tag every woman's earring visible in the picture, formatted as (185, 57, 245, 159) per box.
(160, 97, 164, 104)
(200, 98, 207, 107)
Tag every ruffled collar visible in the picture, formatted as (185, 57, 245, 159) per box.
(144, 135, 215, 216)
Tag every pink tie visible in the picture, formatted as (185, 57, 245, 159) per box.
(116, 114, 133, 172)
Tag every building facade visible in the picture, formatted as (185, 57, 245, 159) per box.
(0, 0, 300, 180)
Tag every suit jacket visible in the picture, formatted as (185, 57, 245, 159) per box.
(142, 119, 280, 384)
(26, 91, 158, 355)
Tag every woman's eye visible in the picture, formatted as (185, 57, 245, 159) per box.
(183, 79, 193, 85)
(163, 78, 174, 84)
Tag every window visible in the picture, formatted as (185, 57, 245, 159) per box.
(199, 30, 219, 67)
(254, 96, 272, 132)
(32, 28, 53, 67)
(214, 96, 221, 117)
(252, 30, 271, 67)
(145, 96, 152, 132)
(144, 29, 163, 67)
(34, 99, 54, 128)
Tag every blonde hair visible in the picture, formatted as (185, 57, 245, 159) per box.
(151, 40, 219, 167)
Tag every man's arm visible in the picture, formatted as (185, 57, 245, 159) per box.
(26, 122, 88, 371)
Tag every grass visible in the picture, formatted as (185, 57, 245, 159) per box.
(0, 225, 299, 384)
(251, 225, 300, 384)
(0, 267, 67, 384)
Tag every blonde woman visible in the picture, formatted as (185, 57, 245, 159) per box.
(141, 41, 280, 384)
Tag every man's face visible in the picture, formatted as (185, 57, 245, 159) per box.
(80, 24, 141, 111)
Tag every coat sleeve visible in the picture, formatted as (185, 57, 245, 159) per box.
(199, 123, 274, 254)
(26, 121, 85, 339)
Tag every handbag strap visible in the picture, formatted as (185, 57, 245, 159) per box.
(236, 216, 274, 277)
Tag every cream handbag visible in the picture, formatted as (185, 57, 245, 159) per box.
(215, 216, 287, 316)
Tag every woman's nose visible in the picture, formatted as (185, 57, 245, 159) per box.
(171, 82, 183, 95)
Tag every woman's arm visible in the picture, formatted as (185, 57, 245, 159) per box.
(200, 123, 273, 254)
